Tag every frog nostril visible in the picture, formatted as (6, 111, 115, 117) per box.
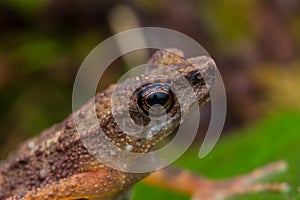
(191, 71, 206, 86)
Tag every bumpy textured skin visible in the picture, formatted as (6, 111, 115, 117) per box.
(0, 49, 216, 200)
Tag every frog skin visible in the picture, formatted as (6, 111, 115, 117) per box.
(0, 49, 288, 200)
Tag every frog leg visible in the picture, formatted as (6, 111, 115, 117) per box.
(143, 161, 289, 200)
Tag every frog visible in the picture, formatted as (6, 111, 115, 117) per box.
(0, 49, 288, 200)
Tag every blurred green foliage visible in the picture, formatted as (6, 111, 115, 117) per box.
(200, 0, 257, 50)
(3, 0, 44, 16)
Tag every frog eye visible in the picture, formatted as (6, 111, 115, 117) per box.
(145, 91, 170, 107)
(137, 83, 175, 116)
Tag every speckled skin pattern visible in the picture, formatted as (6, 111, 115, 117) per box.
(0, 49, 216, 200)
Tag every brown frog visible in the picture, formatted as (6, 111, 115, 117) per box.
(0, 49, 288, 200)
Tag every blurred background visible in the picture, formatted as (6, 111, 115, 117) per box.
(0, 1, 300, 197)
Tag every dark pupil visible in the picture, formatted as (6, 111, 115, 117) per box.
(146, 92, 170, 107)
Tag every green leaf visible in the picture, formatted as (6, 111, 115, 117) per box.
(132, 111, 300, 200)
